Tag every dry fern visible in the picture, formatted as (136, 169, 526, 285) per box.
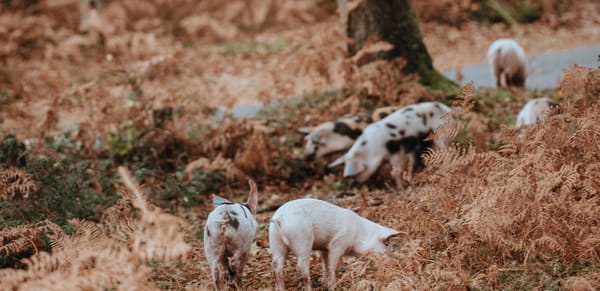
(235, 129, 271, 174)
(429, 83, 475, 148)
(0, 220, 51, 256)
(0, 167, 192, 290)
(118, 166, 191, 262)
(185, 155, 247, 180)
(399, 67, 600, 287)
(559, 64, 600, 101)
(0, 167, 37, 200)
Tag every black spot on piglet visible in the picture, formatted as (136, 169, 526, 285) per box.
(228, 217, 239, 230)
(385, 131, 433, 154)
(385, 131, 433, 173)
(333, 122, 363, 139)
(386, 136, 422, 155)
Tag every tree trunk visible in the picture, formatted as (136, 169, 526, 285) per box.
(346, 0, 457, 93)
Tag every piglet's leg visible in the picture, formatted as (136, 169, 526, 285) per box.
(406, 152, 416, 183)
(325, 245, 345, 289)
(206, 241, 226, 291)
(210, 255, 227, 291)
(319, 250, 329, 286)
(296, 252, 312, 291)
(271, 245, 288, 291)
(229, 252, 249, 287)
(272, 257, 286, 291)
(389, 150, 408, 188)
(286, 223, 314, 291)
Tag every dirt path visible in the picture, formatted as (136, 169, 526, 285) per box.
(444, 44, 600, 89)
(423, 15, 600, 74)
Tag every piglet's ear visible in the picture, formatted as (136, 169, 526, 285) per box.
(246, 179, 259, 215)
(381, 230, 407, 244)
(212, 194, 231, 206)
(328, 155, 346, 168)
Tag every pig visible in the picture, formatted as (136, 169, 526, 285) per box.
(516, 97, 560, 126)
(204, 180, 259, 291)
(269, 198, 401, 291)
(330, 101, 452, 184)
(300, 106, 399, 161)
(487, 38, 527, 88)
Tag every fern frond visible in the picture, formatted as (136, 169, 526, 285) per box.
(185, 155, 246, 180)
(0, 220, 52, 257)
(0, 167, 37, 200)
(118, 166, 191, 262)
(533, 235, 564, 255)
(452, 82, 475, 110)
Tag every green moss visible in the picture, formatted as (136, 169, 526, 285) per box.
(0, 134, 28, 168)
(469, 0, 543, 25)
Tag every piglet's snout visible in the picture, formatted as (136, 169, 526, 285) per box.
(343, 164, 363, 177)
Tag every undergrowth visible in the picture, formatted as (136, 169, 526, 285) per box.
(1, 0, 599, 290)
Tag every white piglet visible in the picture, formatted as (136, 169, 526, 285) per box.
(516, 97, 560, 126)
(269, 198, 401, 291)
(204, 180, 259, 291)
(332, 101, 452, 184)
(487, 38, 527, 88)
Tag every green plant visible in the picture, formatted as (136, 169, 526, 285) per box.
(0, 134, 27, 168)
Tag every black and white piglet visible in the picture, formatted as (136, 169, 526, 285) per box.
(300, 106, 399, 160)
(332, 101, 452, 184)
(204, 180, 259, 291)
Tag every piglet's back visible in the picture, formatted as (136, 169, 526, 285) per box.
(206, 204, 257, 241)
(272, 198, 361, 246)
(272, 198, 355, 221)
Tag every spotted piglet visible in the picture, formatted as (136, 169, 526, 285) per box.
(269, 198, 401, 291)
(487, 38, 528, 88)
(204, 180, 259, 291)
(516, 97, 560, 126)
(331, 101, 452, 185)
(300, 106, 399, 160)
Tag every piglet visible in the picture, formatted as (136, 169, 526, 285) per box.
(487, 38, 527, 88)
(330, 101, 452, 185)
(204, 180, 259, 291)
(269, 198, 401, 291)
(516, 97, 560, 126)
(299, 106, 399, 161)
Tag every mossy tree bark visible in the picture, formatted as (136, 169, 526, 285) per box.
(346, 0, 457, 93)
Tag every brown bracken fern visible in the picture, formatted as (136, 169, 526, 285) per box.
(0, 167, 37, 200)
(334, 68, 600, 289)
(0, 167, 191, 290)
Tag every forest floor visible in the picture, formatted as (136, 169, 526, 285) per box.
(1, 0, 600, 290)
